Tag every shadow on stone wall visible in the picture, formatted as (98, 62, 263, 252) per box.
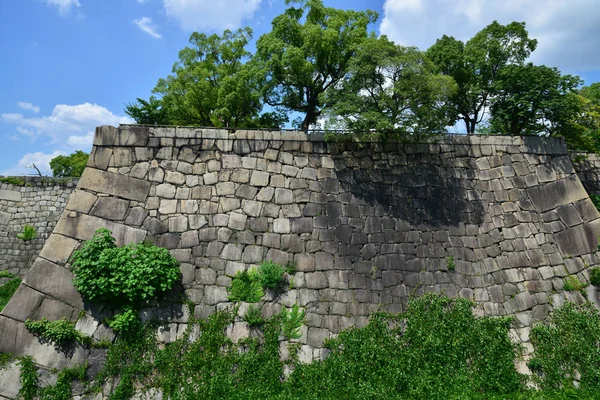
(338, 160, 484, 227)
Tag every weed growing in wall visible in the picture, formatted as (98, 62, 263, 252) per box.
(227, 269, 264, 303)
(25, 317, 91, 346)
(17, 225, 36, 241)
(280, 304, 305, 340)
(18, 357, 87, 400)
(446, 255, 456, 271)
(0, 176, 27, 186)
(257, 260, 286, 289)
(242, 305, 264, 327)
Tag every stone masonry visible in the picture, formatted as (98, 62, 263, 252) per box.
(0, 177, 77, 276)
(1, 126, 600, 376)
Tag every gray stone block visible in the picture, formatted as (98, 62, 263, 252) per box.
(0, 284, 44, 321)
(39, 234, 78, 265)
(25, 258, 83, 309)
(91, 196, 129, 221)
(79, 168, 151, 202)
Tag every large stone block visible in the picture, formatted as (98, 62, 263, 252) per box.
(24, 258, 84, 310)
(39, 234, 79, 265)
(91, 196, 129, 221)
(526, 176, 588, 212)
(0, 189, 21, 201)
(55, 213, 146, 245)
(0, 284, 44, 321)
(555, 221, 600, 257)
(79, 168, 151, 202)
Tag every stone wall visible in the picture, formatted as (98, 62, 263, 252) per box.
(2, 126, 600, 374)
(0, 177, 77, 276)
(572, 152, 600, 196)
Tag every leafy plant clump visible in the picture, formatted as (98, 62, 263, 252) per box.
(563, 275, 588, 292)
(227, 269, 264, 303)
(69, 228, 180, 333)
(530, 302, 600, 392)
(17, 225, 37, 241)
(590, 267, 600, 286)
(242, 305, 265, 327)
(0, 273, 21, 311)
(281, 304, 305, 340)
(25, 318, 91, 346)
(18, 356, 87, 400)
(446, 255, 456, 271)
(257, 260, 286, 289)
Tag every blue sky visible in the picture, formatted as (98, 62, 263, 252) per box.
(1, 0, 599, 175)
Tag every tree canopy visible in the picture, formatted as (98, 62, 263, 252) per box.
(426, 21, 538, 133)
(50, 150, 89, 178)
(125, 3, 600, 151)
(253, 0, 377, 130)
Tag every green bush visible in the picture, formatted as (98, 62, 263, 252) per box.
(18, 356, 38, 400)
(530, 302, 600, 391)
(70, 229, 180, 305)
(243, 305, 264, 327)
(227, 269, 264, 303)
(0, 274, 21, 311)
(257, 260, 286, 289)
(0, 176, 27, 186)
(17, 225, 36, 241)
(590, 267, 600, 286)
(25, 318, 90, 346)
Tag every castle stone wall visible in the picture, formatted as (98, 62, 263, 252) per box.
(1, 126, 599, 371)
(0, 177, 77, 276)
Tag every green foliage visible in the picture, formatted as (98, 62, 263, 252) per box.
(284, 260, 297, 275)
(257, 260, 286, 289)
(128, 28, 285, 128)
(0, 270, 16, 278)
(563, 276, 588, 292)
(0, 352, 12, 370)
(227, 269, 264, 303)
(70, 229, 180, 305)
(38, 364, 87, 400)
(591, 194, 600, 212)
(49, 150, 89, 177)
(242, 305, 264, 327)
(489, 63, 582, 136)
(25, 317, 91, 346)
(255, 0, 378, 129)
(281, 304, 305, 340)
(0, 274, 21, 311)
(427, 21, 537, 133)
(589, 267, 600, 286)
(109, 306, 141, 334)
(446, 255, 456, 271)
(17, 224, 37, 241)
(18, 356, 38, 400)
(328, 35, 456, 138)
(530, 302, 600, 391)
(0, 176, 27, 185)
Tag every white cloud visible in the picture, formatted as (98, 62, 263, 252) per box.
(17, 102, 40, 113)
(163, 0, 261, 31)
(44, 0, 80, 16)
(1, 151, 65, 177)
(137, 0, 149, 3)
(133, 17, 162, 39)
(1, 102, 134, 147)
(67, 132, 95, 146)
(380, 0, 600, 73)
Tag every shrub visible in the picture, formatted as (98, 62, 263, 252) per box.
(530, 302, 600, 391)
(0, 176, 26, 186)
(446, 255, 456, 271)
(227, 269, 264, 303)
(257, 261, 286, 289)
(17, 225, 36, 241)
(590, 267, 600, 286)
(70, 229, 180, 305)
(25, 318, 90, 345)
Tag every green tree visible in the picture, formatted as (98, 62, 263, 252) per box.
(489, 63, 582, 136)
(125, 96, 169, 125)
(255, 0, 378, 130)
(49, 150, 89, 177)
(427, 21, 538, 133)
(328, 36, 456, 137)
(127, 28, 283, 128)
